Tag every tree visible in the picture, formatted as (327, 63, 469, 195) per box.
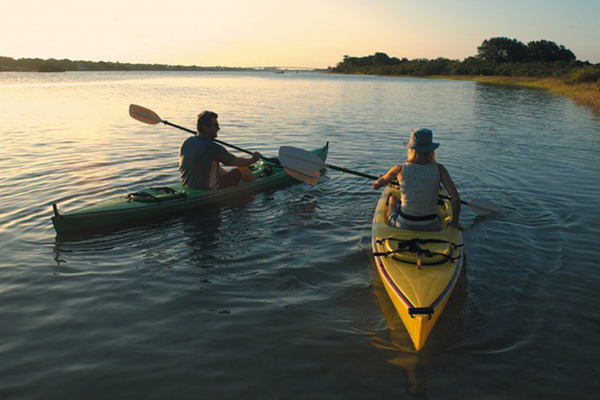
(527, 40, 576, 62)
(37, 61, 66, 72)
(373, 52, 393, 65)
(477, 37, 528, 63)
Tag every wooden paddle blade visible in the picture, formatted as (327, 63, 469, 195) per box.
(129, 104, 163, 125)
(284, 167, 320, 186)
(279, 146, 326, 172)
(467, 198, 502, 216)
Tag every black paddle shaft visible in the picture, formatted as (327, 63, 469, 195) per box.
(329, 164, 467, 204)
(162, 120, 280, 165)
(327, 164, 378, 180)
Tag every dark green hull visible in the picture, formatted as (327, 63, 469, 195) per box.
(52, 144, 328, 235)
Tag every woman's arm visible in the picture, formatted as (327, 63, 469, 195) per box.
(438, 164, 462, 229)
(372, 164, 402, 190)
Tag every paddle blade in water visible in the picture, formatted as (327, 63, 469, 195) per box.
(467, 198, 502, 216)
(284, 167, 320, 186)
(129, 104, 163, 125)
(279, 146, 326, 172)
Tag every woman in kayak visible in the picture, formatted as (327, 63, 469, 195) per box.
(179, 111, 261, 190)
(372, 128, 462, 231)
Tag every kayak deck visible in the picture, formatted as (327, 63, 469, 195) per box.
(52, 144, 328, 235)
(372, 186, 464, 351)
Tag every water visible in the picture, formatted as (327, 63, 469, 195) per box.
(1, 71, 599, 399)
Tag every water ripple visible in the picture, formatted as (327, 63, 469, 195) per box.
(1, 71, 600, 400)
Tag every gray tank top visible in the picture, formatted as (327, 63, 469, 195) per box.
(399, 162, 440, 216)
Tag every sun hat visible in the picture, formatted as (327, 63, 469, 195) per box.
(403, 128, 440, 152)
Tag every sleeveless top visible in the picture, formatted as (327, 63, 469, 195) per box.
(399, 162, 440, 217)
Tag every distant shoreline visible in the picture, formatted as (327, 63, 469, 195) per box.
(0, 66, 310, 73)
(0, 56, 322, 73)
(3, 55, 597, 114)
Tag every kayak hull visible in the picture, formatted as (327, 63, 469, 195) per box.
(371, 186, 464, 351)
(52, 144, 328, 235)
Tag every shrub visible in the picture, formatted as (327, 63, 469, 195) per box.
(37, 62, 66, 73)
(565, 66, 600, 84)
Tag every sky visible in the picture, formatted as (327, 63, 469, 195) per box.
(2, 0, 599, 68)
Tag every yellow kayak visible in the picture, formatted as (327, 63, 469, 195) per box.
(371, 186, 464, 351)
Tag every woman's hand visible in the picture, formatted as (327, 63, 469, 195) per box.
(372, 177, 385, 190)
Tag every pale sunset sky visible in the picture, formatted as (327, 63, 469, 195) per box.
(2, 0, 599, 68)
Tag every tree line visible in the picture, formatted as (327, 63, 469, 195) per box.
(0, 57, 252, 73)
(331, 37, 600, 85)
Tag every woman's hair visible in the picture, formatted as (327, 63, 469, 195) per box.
(407, 149, 437, 164)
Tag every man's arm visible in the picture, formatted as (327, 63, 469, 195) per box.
(224, 152, 261, 168)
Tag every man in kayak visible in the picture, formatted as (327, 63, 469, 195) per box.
(179, 111, 261, 190)
(371, 128, 463, 231)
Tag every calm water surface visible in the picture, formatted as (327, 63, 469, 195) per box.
(1, 71, 599, 399)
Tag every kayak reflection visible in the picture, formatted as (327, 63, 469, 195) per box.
(370, 256, 468, 395)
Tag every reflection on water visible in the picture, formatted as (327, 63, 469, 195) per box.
(1, 71, 600, 399)
(181, 208, 224, 261)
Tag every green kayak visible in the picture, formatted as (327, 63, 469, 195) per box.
(52, 144, 328, 235)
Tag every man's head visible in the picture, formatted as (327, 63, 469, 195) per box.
(197, 111, 219, 138)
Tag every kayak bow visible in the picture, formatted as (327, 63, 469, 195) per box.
(372, 186, 464, 351)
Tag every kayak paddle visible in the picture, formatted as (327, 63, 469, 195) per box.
(279, 145, 379, 180)
(278, 145, 501, 216)
(129, 104, 282, 164)
(283, 167, 321, 186)
(130, 104, 321, 184)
